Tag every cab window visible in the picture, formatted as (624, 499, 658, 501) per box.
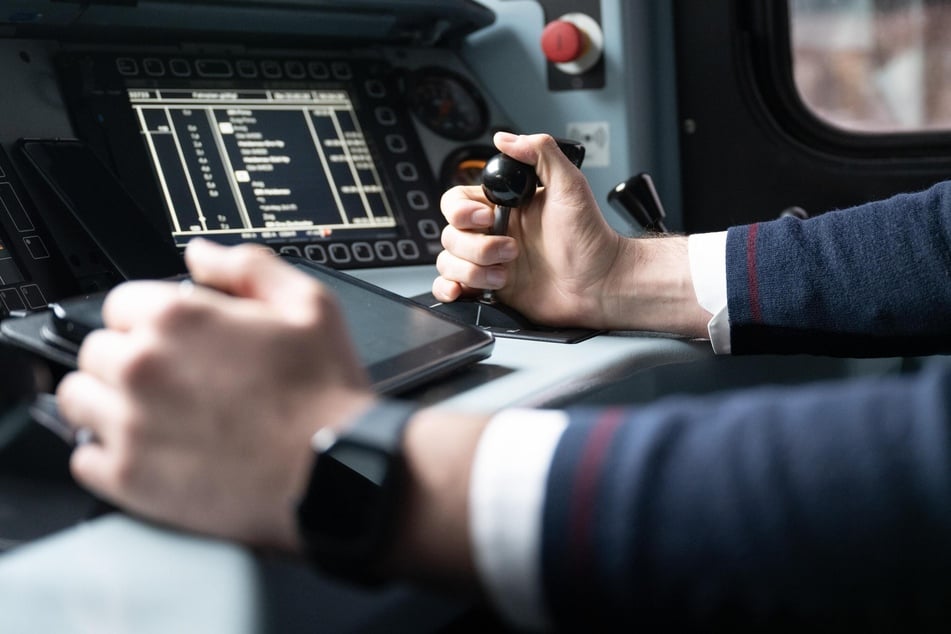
(789, 0, 951, 133)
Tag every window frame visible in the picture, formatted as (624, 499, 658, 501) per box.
(746, 0, 951, 160)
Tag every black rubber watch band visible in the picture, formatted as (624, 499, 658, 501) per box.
(296, 399, 418, 584)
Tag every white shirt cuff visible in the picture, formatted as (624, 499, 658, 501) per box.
(687, 231, 731, 354)
(469, 408, 569, 631)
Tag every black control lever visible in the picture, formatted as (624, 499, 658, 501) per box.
(607, 172, 669, 234)
(481, 137, 585, 236)
(480, 138, 585, 302)
(481, 153, 538, 238)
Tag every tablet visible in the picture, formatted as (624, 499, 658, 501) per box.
(1, 257, 494, 396)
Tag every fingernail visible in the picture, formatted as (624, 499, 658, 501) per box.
(497, 242, 518, 261)
(494, 131, 519, 144)
(472, 208, 493, 226)
(485, 268, 505, 288)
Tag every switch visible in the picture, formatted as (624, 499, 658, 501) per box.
(540, 13, 604, 76)
(541, 20, 585, 64)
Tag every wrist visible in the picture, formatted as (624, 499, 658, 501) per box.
(381, 406, 490, 590)
(604, 235, 711, 337)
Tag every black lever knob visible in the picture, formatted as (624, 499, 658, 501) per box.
(607, 172, 669, 233)
(481, 154, 538, 209)
(481, 153, 538, 237)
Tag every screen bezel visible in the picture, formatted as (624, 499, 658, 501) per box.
(54, 50, 446, 269)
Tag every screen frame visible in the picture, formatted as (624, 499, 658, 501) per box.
(54, 49, 447, 270)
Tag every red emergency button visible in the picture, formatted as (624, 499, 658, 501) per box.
(541, 20, 586, 64)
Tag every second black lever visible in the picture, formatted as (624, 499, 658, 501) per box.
(607, 172, 669, 233)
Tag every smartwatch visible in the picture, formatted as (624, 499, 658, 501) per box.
(296, 400, 418, 583)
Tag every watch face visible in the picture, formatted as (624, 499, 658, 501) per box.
(298, 441, 394, 552)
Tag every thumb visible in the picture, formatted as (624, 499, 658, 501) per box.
(184, 238, 321, 314)
(491, 132, 583, 197)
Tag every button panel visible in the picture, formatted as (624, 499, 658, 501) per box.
(0, 147, 81, 312)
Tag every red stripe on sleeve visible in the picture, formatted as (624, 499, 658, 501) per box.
(568, 409, 625, 578)
(747, 223, 762, 323)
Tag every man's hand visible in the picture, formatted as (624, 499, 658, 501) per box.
(434, 132, 630, 329)
(435, 132, 710, 337)
(56, 239, 376, 551)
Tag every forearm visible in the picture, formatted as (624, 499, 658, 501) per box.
(727, 180, 951, 356)
(600, 236, 711, 338)
(543, 363, 951, 629)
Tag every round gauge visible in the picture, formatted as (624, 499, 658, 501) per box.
(406, 68, 489, 142)
(439, 145, 496, 190)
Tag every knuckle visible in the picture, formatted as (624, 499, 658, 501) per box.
(441, 225, 462, 253)
(55, 372, 83, 409)
(109, 450, 138, 490)
(437, 250, 478, 283)
(116, 339, 166, 387)
(436, 277, 465, 302)
(296, 282, 339, 327)
(535, 133, 558, 150)
(439, 187, 459, 219)
(435, 249, 453, 276)
(106, 409, 146, 484)
(76, 329, 109, 370)
(476, 239, 500, 265)
(151, 299, 199, 332)
(230, 243, 271, 276)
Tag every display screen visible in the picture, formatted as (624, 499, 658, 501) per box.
(56, 51, 445, 269)
(129, 88, 398, 247)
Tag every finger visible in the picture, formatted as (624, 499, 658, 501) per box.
(440, 186, 495, 230)
(100, 280, 182, 331)
(431, 276, 464, 303)
(56, 370, 130, 445)
(70, 441, 120, 503)
(436, 250, 507, 291)
(432, 276, 485, 303)
(441, 225, 519, 266)
(184, 238, 323, 315)
(75, 328, 147, 388)
(58, 371, 144, 504)
(493, 132, 581, 198)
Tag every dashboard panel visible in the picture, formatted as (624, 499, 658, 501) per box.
(0, 34, 510, 315)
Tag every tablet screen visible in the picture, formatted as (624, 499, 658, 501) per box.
(289, 258, 494, 394)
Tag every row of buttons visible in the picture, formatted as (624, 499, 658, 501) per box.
(115, 57, 364, 83)
(0, 284, 47, 313)
(0, 160, 53, 313)
(277, 239, 422, 266)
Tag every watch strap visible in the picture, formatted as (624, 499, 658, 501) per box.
(332, 399, 417, 448)
(297, 399, 418, 584)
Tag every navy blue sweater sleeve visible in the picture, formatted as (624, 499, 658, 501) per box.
(541, 362, 951, 630)
(726, 180, 951, 356)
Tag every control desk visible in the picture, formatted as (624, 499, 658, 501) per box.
(0, 1, 711, 631)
